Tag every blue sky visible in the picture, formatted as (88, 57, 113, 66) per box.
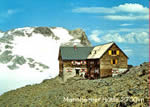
(0, 0, 149, 65)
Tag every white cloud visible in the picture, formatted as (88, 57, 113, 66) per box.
(123, 49, 133, 52)
(113, 3, 148, 14)
(0, 9, 19, 23)
(123, 49, 133, 55)
(134, 32, 149, 44)
(73, 3, 148, 14)
(125, 32, 136, 43)
(89, 30, 102, 43)
(120, 24, 133, 26)
(7, 9, 17, 15)
(105, 14, 148, 20)
(99, 33, 126, 43)
(123, 32, 149, 44)
(109, 28, 148, 33)
(72, 7, 115, 14)
(0, 9, 18, 18)
(90, 30, 149, 44)
(72, 3, 148, 21)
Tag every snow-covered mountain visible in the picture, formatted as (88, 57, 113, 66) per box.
(0, 31, 4, 38)
(0, 27, 91, 95)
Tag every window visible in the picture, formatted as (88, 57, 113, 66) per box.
(113, 60, 116, 64)
(117, 50, 119, 55)
(81, 61, 86, 65)
(112, 50, 116, 55)
(90, 61, 94, 64)
(109, 50, 119, 56)
(71, 61, 76, 65)
(82, 61, 87, 65)
(108, 50, 112, 55)
(81, 69, 85, 72)
(111, 59, 118, 65)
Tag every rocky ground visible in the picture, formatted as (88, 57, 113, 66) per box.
(0, 62, 149, 107)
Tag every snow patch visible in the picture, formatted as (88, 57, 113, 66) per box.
(0, 63, 51, 95)
(50, 27, 73, 42)
(0, 32, 4, 38)
(13, 27, 34, 33)
(73, 39, 81, 43)
(12, 33, 60, 75)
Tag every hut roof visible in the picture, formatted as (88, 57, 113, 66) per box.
(87, 42, 114, 59)
(87, 42, 128, 59)
(60, 46, 93, 60)
(59, 42, 128, 60)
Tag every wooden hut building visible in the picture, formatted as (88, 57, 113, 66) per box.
(58, 42, 128, 81)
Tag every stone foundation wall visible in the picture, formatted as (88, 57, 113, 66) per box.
(63, 67, 87, 81)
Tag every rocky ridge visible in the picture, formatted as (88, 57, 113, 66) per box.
(0, 62, 148, 106)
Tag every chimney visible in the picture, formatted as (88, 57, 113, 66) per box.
(74, 45, 77, 50)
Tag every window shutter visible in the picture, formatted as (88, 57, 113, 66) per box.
(115, 59, 118, 64)
(111, 59, 113, 64)
(117, 50, 119, 55)
(81, 61, 83, 65)
(109, 50, 112, 55)
(71, 61, 74, 64)
(84, 61, 87, 64)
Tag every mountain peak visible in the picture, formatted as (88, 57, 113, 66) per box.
(75, 28, 85, 31)
(0, 26, 92, 95)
